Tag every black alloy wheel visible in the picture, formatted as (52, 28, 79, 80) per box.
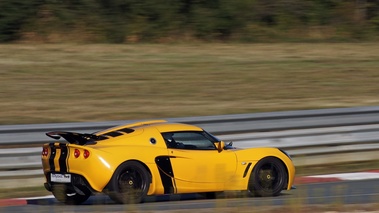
(248, 157, 287, 197)
(108, 161, 151, 204)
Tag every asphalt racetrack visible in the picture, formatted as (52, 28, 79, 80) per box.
(1, 178, 379, 213)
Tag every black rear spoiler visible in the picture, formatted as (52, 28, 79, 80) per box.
(46, 131, 107, 145)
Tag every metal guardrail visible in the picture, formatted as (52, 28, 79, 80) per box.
(1, 106, 379, 188)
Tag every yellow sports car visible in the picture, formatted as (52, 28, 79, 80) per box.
(41, 120, 295, 204)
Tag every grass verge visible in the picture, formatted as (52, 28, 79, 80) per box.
(1, 43, 379, 124)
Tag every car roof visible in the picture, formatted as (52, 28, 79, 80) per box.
(152, 122, 202, 132)
(95, 120, 203, 136)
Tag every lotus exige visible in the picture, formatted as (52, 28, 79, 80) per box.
(41, 120, 295, 204)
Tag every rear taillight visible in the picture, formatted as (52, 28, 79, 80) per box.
(83, 150, 90, 159)
(73, 149, 90, 159)
(74, 149, 80, 158)
(42, 147, 49, 157)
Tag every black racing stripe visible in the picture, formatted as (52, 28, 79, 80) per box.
(243, 162, 252, 178)
(48, 143, 56, 172)
(155, 156, 175, 194)
(59, 144, 68, 173)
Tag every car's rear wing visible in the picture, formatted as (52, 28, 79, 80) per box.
(46, 131, 107, 145)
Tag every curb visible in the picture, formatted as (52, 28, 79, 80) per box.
(294, 170, 379, 184)
(0, 199, 27, 207)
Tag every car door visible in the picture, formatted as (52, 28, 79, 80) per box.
(161, 131, 237, 193)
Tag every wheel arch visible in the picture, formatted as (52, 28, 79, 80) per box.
(248, 156, 290, 195)
(255, 156, 289, 188)
(103, 159, 153, 192)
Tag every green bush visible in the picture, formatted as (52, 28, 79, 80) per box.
(1, 0, 379, 43)
(0, 0, 42, 41)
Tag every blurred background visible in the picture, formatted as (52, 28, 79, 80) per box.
(1, 0, 379, 211)
(1, 0, 379, 124)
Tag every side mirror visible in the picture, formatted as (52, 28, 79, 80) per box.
(215, 141, 225, 153)
(225, 141, 234, 149)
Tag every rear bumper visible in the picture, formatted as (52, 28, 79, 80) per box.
(44, 172, 96, 194)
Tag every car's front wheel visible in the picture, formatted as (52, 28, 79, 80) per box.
(51, 184, 91, 205)
(107, 161, 151, 204)
(247, 157, 287, 197)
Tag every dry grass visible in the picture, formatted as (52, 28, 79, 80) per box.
(1, 43, 379, 125)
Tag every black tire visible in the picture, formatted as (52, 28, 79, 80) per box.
(51, 184, 91, 205)
(247, 157, 287, 197)
(107, 161, 151, 204)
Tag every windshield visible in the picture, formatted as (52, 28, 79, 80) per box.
(162, 131, 219, 150)
(203, 130, 221, 142)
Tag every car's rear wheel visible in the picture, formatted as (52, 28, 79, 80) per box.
(247, 157, 287, 197)
(107, 161, 151, 204)
(51, 184, 91, 205)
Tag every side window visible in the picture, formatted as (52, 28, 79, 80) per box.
(162, 131, 216, 150)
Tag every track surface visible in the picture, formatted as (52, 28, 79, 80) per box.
(1, 178, 379, 213)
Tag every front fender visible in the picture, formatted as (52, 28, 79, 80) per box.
(234, 147, 295, 190)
